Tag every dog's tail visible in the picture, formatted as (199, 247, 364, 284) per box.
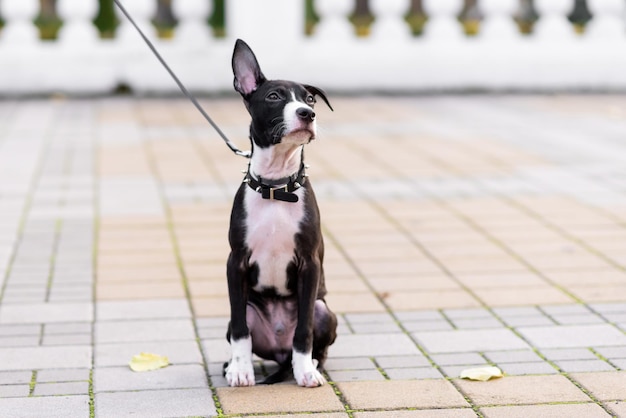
(260, 356, 293, 385)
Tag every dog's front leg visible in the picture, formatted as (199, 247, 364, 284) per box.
(225, 253, 255, 387)
(292, 260, 326, 388)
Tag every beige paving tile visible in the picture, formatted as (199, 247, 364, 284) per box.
(456, 375, 591, 406)
(570, 371, 626, 401)
(568, 285, 626, 303)
(480, 403, 611, 418)
(383, 289, 481, 311)
(472, 286, 575, 306)
(96, 281, 185, 300)
(368, 275, 460, 292)
(606, 401, 626, 417)
(217, 384, 344, 414)
(188, 280, 228, 297)
(337, 380, 469, 410)
(244, 414, 349, 418)
(191, 296, 231, 317)
(96, 265, 182, 282)
(354, 410, 476, 418)
(454, 272, 548, 288)
(326, 292, 386, 314)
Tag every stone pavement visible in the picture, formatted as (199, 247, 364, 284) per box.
(0, 95, 626, 417)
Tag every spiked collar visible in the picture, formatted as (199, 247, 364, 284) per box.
(243, 163, 307, 203)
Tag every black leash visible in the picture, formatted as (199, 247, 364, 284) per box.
(113, 0, 251, 159)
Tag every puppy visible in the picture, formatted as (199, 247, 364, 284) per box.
(224, 39, 337, 388)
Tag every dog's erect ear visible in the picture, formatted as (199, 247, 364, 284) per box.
(232, 39, 266, 96)
(304, 85, 333, 112)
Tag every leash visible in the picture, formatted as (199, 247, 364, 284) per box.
(113, 0, 251, 159)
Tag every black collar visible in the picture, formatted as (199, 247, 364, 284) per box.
(243, 163, 307, 203)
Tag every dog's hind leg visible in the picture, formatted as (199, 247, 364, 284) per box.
(312, 299, 337, 370)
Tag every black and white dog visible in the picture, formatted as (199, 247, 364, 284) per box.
(224, 39, 337, 388)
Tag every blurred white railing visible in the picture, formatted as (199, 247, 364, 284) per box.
(1, 0, 626, 94)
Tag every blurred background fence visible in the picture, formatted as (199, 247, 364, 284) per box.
(1, 0, 625, 95)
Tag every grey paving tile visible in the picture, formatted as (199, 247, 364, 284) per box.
(0, 395, 90, 418)
(0, 302, 93, 324)
(483, 349, 544, 364)
(95, 319, 195, 343)
(555, 359, 616, 373)
(396, 311, 446, 321)
(34, 381, 90, 396)
(0, 346, 91, 371)
(501, 316, 556, 327)
(325, 357, 375, 371)
(0, 335, 41, 347)
(444, 308, 494, 319)
(553, 314, 604, 325)
(95, 340, 203, 367)
(0, 371, 32, 385)
(499, 361, 558, 376)
(385, 367, 444, 380)
(328, 369, 385, 382)
(95, 388, 216, 417)
(37, 369, 90, 383)
(518, 324, 626, 348)
(402, 320, 454, 332)
(349, 322, 402, 333)
(344, 313, 395, 323)
(96, 299, 191, 321)
(201, 338, 231, 364)
(94, 364, 207, 392)
(441, 364, 492, 378)
(431, 353, 486, 366)
(450, 318, 503, 329)
(44, 323, 91, 335)
(375, 355, 431, 369)
(0, 384, 30, 397)
(414, 328, 529, 353)
(594, 346, 626, 359)
(329, 334, 420, 357)
(541, 348, 598, 361)
(43, 334, 92, 346)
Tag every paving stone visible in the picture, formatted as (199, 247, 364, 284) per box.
(0, 395, 90, 418)
(375, 355, 431, 369)
(337, 380, 469, 409)
(541, 348, 598, 361)
(594, 346, 626, 359)
(0, 371, 32, 385)
(0, 302, 93, 324)
(414, 328, 529, 353)
(483, 349, 544, 364)
(95, 319, 196, 343)
(450, 317, 503, 329)
(325, 357, 375, 371)
(0, 384, 30, 397)
(94, 364, 207, 392)
(517, 324, 626, 348)
(555, 359, 615, 373)
(354, 410, 476, 418)
(456, 375, 591, 406)
(402, 320, 454, 332)
(43, 334, 92, 346)
(430, 353, 486, 366)
(384, 367, 444, 380)
(44, 322, 91, 335)
(329, 334, 420, 357)
(37, 369, 90, 383)
(217, 384, 344, 414)
(96, 298, 191, 320)
(96, 388, 216, 417)
(480, 403, 611, 418)
(328, 369, 385, 382)
(606, 401, 626, 417)
(499, 361, 558, 375)
(0, 335, 41, 347)
(571, 371, 626, 401)
(95, 340, 203, 367)
(34, 381, 89, 396)
(0, 346, 91, 371)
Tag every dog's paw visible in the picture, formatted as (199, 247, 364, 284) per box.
(225, 359, 255, 387)
(293, 353, 326, 388)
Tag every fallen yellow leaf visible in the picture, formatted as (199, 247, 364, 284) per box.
(129, 352, 170, 372)
(460, 366, 503, 381)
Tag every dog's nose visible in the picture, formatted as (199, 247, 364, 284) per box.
(296, 107, 315, 122)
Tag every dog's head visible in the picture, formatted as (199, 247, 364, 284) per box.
(232, 39, 333, 149)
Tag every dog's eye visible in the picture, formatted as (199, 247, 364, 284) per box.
(266, 92, 281, 101)
(306, 95, 316, 105)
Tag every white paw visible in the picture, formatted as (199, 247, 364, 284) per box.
(225, 359, 255, 387)
(226, 337, 255, 387)
(293, 353, 326, 388)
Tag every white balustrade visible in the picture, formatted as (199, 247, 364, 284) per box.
(480, 0, 520, 39)
(370, 0, 412, 41)
(57, 0, 100, 45)
(0, 0, 39, 46)
(2, 0, 626, 94)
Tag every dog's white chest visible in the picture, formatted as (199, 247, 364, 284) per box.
(244, 188, 305, 295)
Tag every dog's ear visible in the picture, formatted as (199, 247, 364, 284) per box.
(305, 85, 333, 112)
(232, 39, 266, 96)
